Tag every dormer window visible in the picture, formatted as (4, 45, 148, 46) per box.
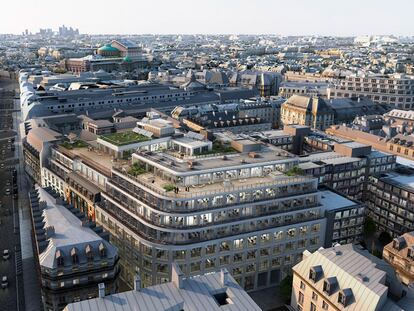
(408, 248, 414, 260)
(85, 244, 93, 262)
(323, 277, 337, 296)
(99, 242, 107, 258)
(71, 247, 79, 265)
(393, 237, 406, 250)
(338, 288, 353, 307)
(55, 250, 64, 267)
(309, 265, 323, 283)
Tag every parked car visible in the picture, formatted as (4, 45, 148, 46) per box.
(1, 276, 8, 289)
(2, 250, 9, 260)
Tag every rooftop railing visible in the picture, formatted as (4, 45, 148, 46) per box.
(112, 165, 315, 199)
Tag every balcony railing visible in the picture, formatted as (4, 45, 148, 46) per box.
(112, 166, 315, 200)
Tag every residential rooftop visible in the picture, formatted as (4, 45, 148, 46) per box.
(65, 264, 262, 311)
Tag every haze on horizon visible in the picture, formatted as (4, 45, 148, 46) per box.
(0, 0, 412, 36)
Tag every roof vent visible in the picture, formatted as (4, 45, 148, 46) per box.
(98, 283, 105, 298)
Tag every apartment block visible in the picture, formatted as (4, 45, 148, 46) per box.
(331, 74, 414, 109)
(383, 232, 414, 285)
(64, 264, 261, 311)
(29, 187, 119, 311)
(291, 244, 406, 311)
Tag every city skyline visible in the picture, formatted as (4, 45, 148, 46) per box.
(1, 0, 413, 36)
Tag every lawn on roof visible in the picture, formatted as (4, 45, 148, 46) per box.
(100, 131, 150, 146)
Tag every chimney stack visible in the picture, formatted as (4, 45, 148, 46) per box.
(220, 268, 229, 286)
(98, 283, 105, 298)
(134, 274, 141, 291)
(171, 262, 184, 289)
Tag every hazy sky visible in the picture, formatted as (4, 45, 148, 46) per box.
(1, 0, 412, 36)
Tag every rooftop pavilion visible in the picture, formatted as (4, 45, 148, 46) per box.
(110, 145, 312, 204)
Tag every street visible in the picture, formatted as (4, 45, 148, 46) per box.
(0, 78, 22, 311)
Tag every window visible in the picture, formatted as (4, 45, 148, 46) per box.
(309, 266, 322, 282)
(338, 289, 353, 307)
(213, 292, 230, 306)
(298, 291, 304, 305)
(99, 242, 107, 258)
(310, 303, 316, 311)
(300, 281, 305, 290)
(322, 301, 329, 310)
(312, 291, 318, 301)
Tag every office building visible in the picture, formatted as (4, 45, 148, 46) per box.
(366, 167, 414, 237)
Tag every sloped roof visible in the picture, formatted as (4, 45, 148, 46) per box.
(293, 244, 403, 311)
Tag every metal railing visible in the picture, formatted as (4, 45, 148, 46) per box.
(112, 166, 315, 199)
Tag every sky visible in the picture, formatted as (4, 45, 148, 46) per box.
(0, 0, 412, 36)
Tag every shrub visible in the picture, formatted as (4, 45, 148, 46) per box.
(378, 231, 392, 246)
(163, 184, 175, 192)
(128, 162, 146, 176)
(286, 166, 304, 176)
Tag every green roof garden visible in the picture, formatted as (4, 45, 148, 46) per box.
(100, 131, 150, 146)
(60, 140, 89, 150)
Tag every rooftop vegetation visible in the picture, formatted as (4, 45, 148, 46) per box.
(128, 162, 147, 176)
(285, 166, 304, 176)
(60, 140, 88, 150)
(198, 141, 236, 155)
(100, 131, 150, 146)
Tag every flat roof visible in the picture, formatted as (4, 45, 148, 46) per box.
(135, 147, 293, 173)
(319, 190, 357, 211)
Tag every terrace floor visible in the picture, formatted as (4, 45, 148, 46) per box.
(115, 165, 311, 198)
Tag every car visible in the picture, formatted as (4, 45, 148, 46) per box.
(2, 250, 9, 260)
(1, 276, 8, 289)
(4, 189, 10, 195)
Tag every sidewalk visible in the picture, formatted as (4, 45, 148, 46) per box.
(14, 97, 42, 311)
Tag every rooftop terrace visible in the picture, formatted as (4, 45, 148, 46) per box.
(99, 131, 151, 146)
(133, 147, 295, 173)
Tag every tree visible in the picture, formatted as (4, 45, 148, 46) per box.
(363, 216, 376, 237)
(280, 275, 293, 303)
(378, 231, 393, 246)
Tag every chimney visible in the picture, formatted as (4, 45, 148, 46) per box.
(171, 262, 184, 289)
(134, 274, 141, 291)
(98, 283, 105, 298)
(220, 268, 229, 286)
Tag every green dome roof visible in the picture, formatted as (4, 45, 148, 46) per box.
(123, 56, 132, 62)
(98, 44, 119, 52)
